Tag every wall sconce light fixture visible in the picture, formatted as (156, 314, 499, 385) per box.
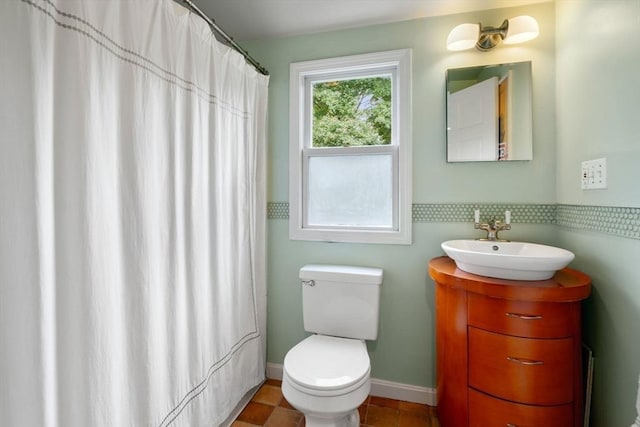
(447, 15, 539, 51)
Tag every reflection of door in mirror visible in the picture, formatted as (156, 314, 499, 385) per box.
(498, 73, 510, 160)
(446, 61, 532, 162)
(447, 77, 498, 162)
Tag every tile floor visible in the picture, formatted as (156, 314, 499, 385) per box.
(232, 379, 440, 427)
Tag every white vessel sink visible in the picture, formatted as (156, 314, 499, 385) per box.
(441, 240, 575, 281)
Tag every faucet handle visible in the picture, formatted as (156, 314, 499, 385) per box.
(473, 211, 511, 241)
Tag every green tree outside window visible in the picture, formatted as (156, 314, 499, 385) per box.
(312, 76, 392, 147)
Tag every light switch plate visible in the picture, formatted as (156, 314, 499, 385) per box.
(581, 158, 607, 190)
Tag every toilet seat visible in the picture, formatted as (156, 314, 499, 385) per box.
(284, 335, 370, 396)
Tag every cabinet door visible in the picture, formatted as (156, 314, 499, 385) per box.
(469, 327, 573, 405)
(468, 293, 578, 338)
(469, 388, 573, 427)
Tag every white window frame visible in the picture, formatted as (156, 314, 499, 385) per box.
(289, 49, 412, 244)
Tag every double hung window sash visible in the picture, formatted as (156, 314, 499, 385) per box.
(302, 145, 398, 230)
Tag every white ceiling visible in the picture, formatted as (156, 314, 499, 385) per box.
(190, 0, 550, 41)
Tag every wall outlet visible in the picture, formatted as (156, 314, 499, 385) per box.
(581, 158, 607, 190)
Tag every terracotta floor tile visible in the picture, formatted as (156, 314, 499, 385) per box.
(398, 401, 430, 416)
(399, 410, 431, 427)
(252, 384, 283, 406)
(264, 378, 282, 387)
(360, 395, 370, 420)
(233, 380, 439, 426)
(369, 396, 400, 410)
(365, 404, 399, 427)
(236, 402, 275, 425)
(264, 406, 303, 427)
(279, 397, 296, 410)
(357, 402, 368, 422)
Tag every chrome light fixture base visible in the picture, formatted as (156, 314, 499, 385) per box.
(476, 19, 509, 51)
(447, 16, 539, 52)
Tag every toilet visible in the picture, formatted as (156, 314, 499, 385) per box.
(282, 264, 383, 427)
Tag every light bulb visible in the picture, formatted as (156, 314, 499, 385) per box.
(447, 23, 480, 51)
(503, 16, 539, 45)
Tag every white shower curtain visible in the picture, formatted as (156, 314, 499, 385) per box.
(0, 1, 268, 426)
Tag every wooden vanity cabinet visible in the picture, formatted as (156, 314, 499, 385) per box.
(429, 257, 591, 427)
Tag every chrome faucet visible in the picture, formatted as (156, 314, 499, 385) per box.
(474, 210, 511, 241)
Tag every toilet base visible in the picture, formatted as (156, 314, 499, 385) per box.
(303, 409, 359, 427)
(282, 369, 369, 427)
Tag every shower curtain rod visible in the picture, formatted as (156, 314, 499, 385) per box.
(178, 0, 269, 76)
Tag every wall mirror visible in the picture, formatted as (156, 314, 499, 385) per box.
(446, 61, 533, 162)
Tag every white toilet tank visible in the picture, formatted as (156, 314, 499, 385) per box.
(299, 264, 382, 341)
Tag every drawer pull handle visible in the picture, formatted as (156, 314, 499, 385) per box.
(507, 424, 518, 427)
(505, 312, 542, 320)
(507, 356, 544, 366)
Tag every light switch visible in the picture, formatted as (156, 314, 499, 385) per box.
(581, 158, 607, 190)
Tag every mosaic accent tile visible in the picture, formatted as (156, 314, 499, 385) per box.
(412, 203, 556, 223)
(266, 202, 640, 240)
(267, 202, 289, 219)
(556, 204, 640, 240)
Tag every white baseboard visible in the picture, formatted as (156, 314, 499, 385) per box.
(266, 362, 436, 406)
(266, 362, 283, 381)
(370, 377, 436, 406)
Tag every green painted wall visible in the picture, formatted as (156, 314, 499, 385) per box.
(247, 3, 557, 205)
(555, 1, 640, 425)
(243, 0, 640, 423)
(244, 2, 558, 389)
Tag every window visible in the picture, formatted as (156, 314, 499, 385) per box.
(289, 49, 412, 244)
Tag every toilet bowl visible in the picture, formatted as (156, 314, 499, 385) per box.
(283, 335, 370, 427)
(281, 265, 383, 427)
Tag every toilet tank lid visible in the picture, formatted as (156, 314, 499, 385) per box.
(299, 264, 383, 285)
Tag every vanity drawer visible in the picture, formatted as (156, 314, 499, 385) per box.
(469, 388, 573, 427)
(468, 327, 573, 405)
(468, 293, 576, 338)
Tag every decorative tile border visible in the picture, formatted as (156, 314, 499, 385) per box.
(556, 204, 640, 240)
(267, 202, 556, 223)
(267, 202, 640, 240)
(411, 203, 556, 223)
(267, 202, 289, 219)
